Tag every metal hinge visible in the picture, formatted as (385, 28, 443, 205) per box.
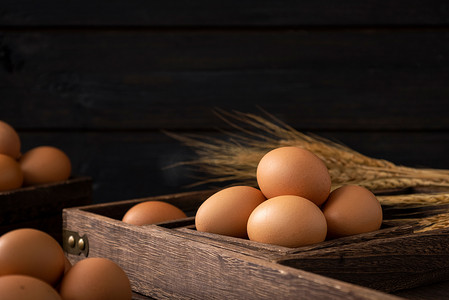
(62, 229, 89, 257)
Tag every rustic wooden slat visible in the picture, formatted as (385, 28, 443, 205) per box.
(175, 224, 415, 258)
(277, 228, 449, 292)
(393, 280, 449, 299)
(1, 0, 448, 27)
(132, 292, 154, 300)
(77, 187, 418, 260)
(0, 177, 92, 242)
(63, 206, 403, 299)
(1, 29, 449, 130)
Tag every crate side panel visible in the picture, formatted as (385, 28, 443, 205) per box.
(63, 208, 400, 299)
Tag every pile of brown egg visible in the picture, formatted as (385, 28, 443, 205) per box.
(119, 146, 383, 249)
(0, 120, 72, 192)
(0, 228, 132, 299)
(195, 146, 383, 247)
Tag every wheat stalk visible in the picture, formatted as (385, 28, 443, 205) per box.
(384, 211, 449, 233)
(378, 193, 449, 207)
(415, 212, 449, 232)
(166, 109, 449, 192)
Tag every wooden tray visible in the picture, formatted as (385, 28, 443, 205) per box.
(0, 176, 92, 243)
(62, 189, 449, 299)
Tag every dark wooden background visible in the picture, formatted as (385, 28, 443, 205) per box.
(1, 1, 449, 203)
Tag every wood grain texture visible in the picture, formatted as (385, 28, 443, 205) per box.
(0, 177, 92, 242)
(1, 0, 448, 27)
(63, 204, 403, 299)
(1, 29, 448, 130)
(277, 228, 449, 292)
(62, 190, 449, 298)
(393, 280, 449, 299)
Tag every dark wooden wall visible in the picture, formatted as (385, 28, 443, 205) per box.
(1, 1, 449, 203)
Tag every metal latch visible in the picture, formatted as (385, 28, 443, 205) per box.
(63, 229, 89, 257)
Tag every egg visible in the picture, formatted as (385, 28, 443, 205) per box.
(247, 195, 327, 248)
(122, 201, 187, 225)
(19, 146, 72, 186)
(59, 257, 132, 300)
(0, 275, 62, 300)
(55, 255, 73, 290)
(63, 255, 73, 275)
(256, 146, 331, 206)
(0, 120, 21, 159)
(195, 186, 266, 238)
(0, 153, 23, 191)
(0, 228, 66, 286)
(321, 185, 383, 239)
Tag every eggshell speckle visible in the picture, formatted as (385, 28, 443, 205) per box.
(0, 228, 66, 286)
(256, 146, 331, 206)
(0, 275, 62, 300)
(247, 195, 327, 247)
(195, 186, 266, 238)
(322, 185, 383, 239)
(59, 257, 132, 300)
(0, 153, 23, 191)
(122, 201, 187, 225)
(19, 146, 71, 186)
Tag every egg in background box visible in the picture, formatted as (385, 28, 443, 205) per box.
(322, 185, 383, 239)
(195, 186, 266, 238)
(59, 257, 132, 300)
(19, 146, 72, 186)
(256, 146, 331, 206)
(0, 275, 62, 300)
(0, 120, 21, 159)
(0, 153, 23, 191)
(0, 228, 66, 286)
(247, 195, 327, 248)
(122, 201, 187, 225)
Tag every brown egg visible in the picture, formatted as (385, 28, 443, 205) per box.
(195, 186, 266, 238)
(19, 146, 72, 186)
(0, 120, 21, 159)
(0, 153, 23, 191)
(55, 255, 73, 291)
(247, 195, 327, 248)
(322, 185, 383, 239)
(0, 275, 62, 300)
(122, 201, 187, 225)
(256, 146, 331, 206)
(59, 257, 132, 300)
(63, 255, 73, 275)
(0, 228, 66, 286)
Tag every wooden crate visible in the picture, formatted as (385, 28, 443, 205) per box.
(0, 176, 92, 243)
(62, 189, 449, 299)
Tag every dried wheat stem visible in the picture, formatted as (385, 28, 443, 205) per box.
(411, 212, 449, 232)
(167, 109, 449, 195)
(378, 193, 449, 207)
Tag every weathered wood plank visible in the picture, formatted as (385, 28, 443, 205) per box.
(393, 280, 449, 299)
(63, 206, 403, 299)
(1, 29, 448, 130)
(277, 228, 449, 292)
(0, 177, 92, 242)
(1, 0, 448, 27)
